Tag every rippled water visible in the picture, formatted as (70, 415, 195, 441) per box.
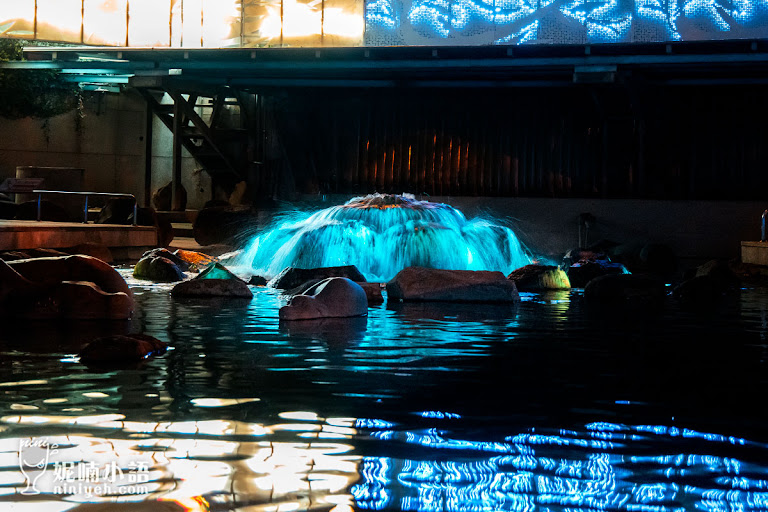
(1, 272, 768, 511)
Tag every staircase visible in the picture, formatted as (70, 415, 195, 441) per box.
(138, 88, 249, 185)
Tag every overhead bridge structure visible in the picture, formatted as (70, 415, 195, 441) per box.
(6, 41, 768, 202)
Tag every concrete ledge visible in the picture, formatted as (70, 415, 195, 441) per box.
(742, 241, 768, 266)
(0, 220, 157, 251)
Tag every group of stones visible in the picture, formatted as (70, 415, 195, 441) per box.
(0, 243, 244, 365)
(132, 248, 253, 299)
(268, 239, 746, 320)
(0, 238, 746, 365)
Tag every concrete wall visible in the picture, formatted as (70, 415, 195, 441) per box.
(0, 90, 211, 209)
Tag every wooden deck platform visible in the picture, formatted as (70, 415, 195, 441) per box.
(0, 220, 157, 253)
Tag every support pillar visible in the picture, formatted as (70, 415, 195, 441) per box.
(144, 103, 153, 208)
(172, 97, 183, 211)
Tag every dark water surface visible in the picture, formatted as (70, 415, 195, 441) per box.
(1, 272, 768, 511)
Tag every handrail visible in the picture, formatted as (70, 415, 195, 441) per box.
(33, 190, 138, 226)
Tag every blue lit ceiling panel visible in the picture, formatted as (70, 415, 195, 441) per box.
(364, 0, 768, 45)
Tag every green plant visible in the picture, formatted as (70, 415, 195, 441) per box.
(0, 39, 81, 120)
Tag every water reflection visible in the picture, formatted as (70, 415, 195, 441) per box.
(1, 413, 360, 510)
(1, 278, 768, 510)
(351, 421, 768, 512)
(280, 316, 368, 345)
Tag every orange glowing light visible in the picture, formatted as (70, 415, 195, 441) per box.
(174, 249, 216, 266)
(0, 0, 363, 47)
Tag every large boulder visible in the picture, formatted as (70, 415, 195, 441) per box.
(387, 267, 520, 302)
(193, 204, 256, 246)
(507, 264, 570, 291)
(270, 265, 367, 290)
(1, 256, 133, 320)
(171, 263, 253, 298)
(0, 248, 67, 261)
(8, 255, 130, 295)
(80, 334, 167, 363)
(0, 251, 32, 261)
(584, 274, 666, 306)
(567, 260, 628, 288)
(283, 277, 382, 305)
(280, 277, 368, 320)
(50, 281, 133, 320)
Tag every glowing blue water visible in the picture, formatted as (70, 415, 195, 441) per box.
(241, 194, 532, 282)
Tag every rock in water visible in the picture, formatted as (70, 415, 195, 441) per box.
(567, 260, 628, 288)
(140, 248, 190, 271)
(134, 248, 188, 282)
(171, 262, 253, 298)
(269, 265, 367, 290)
(280, 277, 368, 320)
(584, 274, 666, 306)
(80, 334, 168, 363)
(249, 275, 268, 286)
(387, 267, 520, 302)
(507, 264, 570, 291)
(357, 282, 384, 304)
(8, 255, 131, 295)
(173, 249, 216, 270)
(1, 255, 133, 320)
(53, 281, 134, 320)
(134, 256, 185, 282)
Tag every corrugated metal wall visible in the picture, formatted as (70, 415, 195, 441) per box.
(252, 85, 768, 201)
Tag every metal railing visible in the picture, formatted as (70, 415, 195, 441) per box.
(34, 190, 138, 226)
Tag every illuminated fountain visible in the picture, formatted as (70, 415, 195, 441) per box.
(241, 193, 532, 282)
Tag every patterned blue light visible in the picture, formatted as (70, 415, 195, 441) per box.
(365, 0, 768, 44)
(351, 422, 768, 512)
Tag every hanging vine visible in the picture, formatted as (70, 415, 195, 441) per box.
(0, 39, 82, 120)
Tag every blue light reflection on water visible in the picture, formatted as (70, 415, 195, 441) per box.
(351, 420, 768, 512)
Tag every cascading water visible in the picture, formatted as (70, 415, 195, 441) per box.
(240, 194, 532, 282)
